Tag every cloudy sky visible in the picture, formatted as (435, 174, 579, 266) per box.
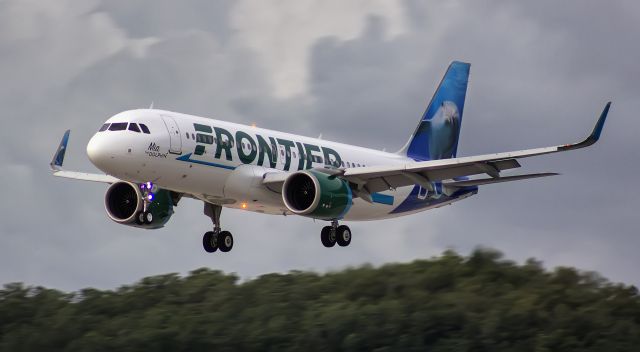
(1, 0, 638, 291)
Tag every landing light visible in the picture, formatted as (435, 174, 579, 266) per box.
(148, 194, 154, 201)
(241, 202, 247, 209)
(146, 181, 153, 189)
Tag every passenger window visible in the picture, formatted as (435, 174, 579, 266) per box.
(280, 149, 284, 156)
(186, 132, 190, 139)
(341, 161, 345, 167)
(192, 133, 195, 140)
(293, 151, 297, 158)
(128, 123, 141, 133)
(139, 124, 150, 134)
(99, 123, 110, 132)
(108, 122, 127, 131)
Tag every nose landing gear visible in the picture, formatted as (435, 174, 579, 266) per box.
(321, 220, 351, 248)
(136, 210, 153, 225)
(135, 181, 156, 225)
(203, 203, 234, 253)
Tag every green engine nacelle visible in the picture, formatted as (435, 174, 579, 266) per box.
(104, 182, 174, 229)
(282, 170, 353, 220)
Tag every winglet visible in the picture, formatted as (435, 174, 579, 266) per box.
(559, 102, 611, 151)
(590, 101, 610, 142)
(50, 130, 71, 170)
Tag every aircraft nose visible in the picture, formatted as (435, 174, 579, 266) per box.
(87, 133, 111, 171)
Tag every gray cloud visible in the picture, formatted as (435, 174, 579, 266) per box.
(97, 0, 236, 40)
(1, 0, 638, 291)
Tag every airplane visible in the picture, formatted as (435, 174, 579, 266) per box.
(50, 61, 610, 253)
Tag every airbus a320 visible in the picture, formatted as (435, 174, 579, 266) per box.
(50, 62, 610, 253)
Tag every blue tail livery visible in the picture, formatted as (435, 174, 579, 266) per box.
(402, 61, 470, 161)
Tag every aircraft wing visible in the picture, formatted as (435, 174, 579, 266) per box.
(50, 130, 120, 184)
(343, 102, 609, 193)
(264, 102, 610, 195)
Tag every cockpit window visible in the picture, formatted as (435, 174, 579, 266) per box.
(128, 123, 141, 133)
(99, 123, 110, 132)
(139, 124, 150, 134)
(108, 122, 128, 131)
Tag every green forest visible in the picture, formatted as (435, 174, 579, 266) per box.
(1, 249, 639, 351)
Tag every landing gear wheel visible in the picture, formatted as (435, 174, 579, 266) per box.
(218, 231, 234, 252)
(144, 211, 153, 224)
(321, 226, 337, 247)
(136, 211, 145, 225)
(336, 225, 351, 247)
(202, 231, 218, 253)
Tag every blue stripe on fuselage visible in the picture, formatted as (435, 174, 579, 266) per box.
(176, 153, 236, 170)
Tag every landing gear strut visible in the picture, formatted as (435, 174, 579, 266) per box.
(203, 203, 234, 253)
(135, 182, 155, 225)
(321, 220, 351, 248)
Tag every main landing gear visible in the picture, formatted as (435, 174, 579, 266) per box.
(320, 220, 351, 248)
(202, 203, 234, 253)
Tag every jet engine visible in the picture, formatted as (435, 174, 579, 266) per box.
(282, 170, 352, 220)
(104, 181, 174, 229)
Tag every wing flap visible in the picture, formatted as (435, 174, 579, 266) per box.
(443, 173, 559, 188)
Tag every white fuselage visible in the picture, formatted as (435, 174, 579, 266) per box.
(86, 109, 474, 221)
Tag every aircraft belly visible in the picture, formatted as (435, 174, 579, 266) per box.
(182, 164, 229, 198)
(343, 186, 414, 221)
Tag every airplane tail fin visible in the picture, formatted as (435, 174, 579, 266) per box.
(398, 61, 470, 161)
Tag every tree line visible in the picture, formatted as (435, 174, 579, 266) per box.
(1, 249, 639, 351)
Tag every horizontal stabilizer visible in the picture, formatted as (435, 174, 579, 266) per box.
(443, 173, 559, 188)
